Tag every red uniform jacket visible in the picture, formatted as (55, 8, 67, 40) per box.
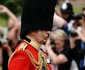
(8, 38, 52, 70)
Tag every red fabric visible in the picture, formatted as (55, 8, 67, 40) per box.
(48, 64, 52, 70)
(8, 41, 52, 70)
(9, 50, 32, 70)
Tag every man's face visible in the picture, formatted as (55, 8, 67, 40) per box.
(41, 30, 50, 40)
(54, 39, 64, 50)
(62, 13, 69, 19)
(37, 30, 50, 43)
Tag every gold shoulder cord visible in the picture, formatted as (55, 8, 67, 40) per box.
(25, 50, 48, 70)
(8, 50, 19, 67)
(8, 50, 48, 70)
(8, 38, 49, 70)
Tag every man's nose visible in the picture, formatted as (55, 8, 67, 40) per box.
(47, 31, 51, 34)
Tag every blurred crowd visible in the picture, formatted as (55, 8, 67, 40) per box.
(0, 0, 85, 70)
(0, 5, 21, 70)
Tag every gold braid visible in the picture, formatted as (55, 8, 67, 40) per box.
(25, 50, 48, 70)
(8, 37, 49, 70)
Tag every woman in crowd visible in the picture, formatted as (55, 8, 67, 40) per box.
(46, 29, 73, 70)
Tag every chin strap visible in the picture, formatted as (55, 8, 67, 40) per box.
(25, 50, 48, 70)
(37, 30, 45, 40)
(37, 30, 48, 40)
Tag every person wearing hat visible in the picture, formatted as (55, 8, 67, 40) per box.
(8, 0, 56, 70)
(59, 2, 75, 36)
(60, 2, 74, 22)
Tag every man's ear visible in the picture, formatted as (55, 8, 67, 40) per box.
(31, 31, 37, 36)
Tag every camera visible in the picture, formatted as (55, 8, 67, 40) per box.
(70, 32, 78, 37)
(0, 38, 12, 47)
(72, 13, 85, 26)
(73, 13, 84, 20)
(0, 39, 6, 46)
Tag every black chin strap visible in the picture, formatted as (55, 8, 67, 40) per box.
(37, 30, 45, 40)
(37, 30, 46, 40)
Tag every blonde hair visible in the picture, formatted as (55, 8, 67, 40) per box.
(51, 29, 67, 40)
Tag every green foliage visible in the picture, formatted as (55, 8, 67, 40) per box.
(0, 5, 84, 27)
(0, 0, 85, 27)
(0, 17, 8, 27)
(0, 0, 24, 15)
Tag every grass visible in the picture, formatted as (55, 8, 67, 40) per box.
(0, 6, 85, 27)
(73, 6, 85, 14)
(0, 17, 7, 27)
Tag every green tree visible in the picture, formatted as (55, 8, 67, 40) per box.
(0, 0, 24, 15)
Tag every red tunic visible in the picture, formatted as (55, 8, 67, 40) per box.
(8, 40, 52, 70)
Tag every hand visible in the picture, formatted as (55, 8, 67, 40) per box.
(0, 5, 9, 13)
(3, 42, 13, 56)
(73, 29, 79, 34)
(2, 42, 11, 51)
(73, 29, 81, 38)
(45, 38, 51, 49)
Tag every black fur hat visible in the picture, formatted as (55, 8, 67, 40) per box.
(20, 0, 57, 39)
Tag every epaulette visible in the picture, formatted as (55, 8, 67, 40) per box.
(8, 42, 28, 67)
(18, 42, 28, 50)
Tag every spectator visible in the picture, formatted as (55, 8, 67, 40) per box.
(59, 2, 75, 35)
(46, 29, 72, 70)
(0, 5, 21, 70)
(0, 26, 4, 39)
(0, 5, 17, 24)
(82, 8, 85, 16)
(82, 7, 85, 22)
(53, 13, 67, 31)
(0, 47, 3, 66)
(0, 26, 4, 67)
(0, 5, 21, 40)
(69, 14, 85, 70)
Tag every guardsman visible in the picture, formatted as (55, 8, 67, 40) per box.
(8, 0, 56, 70)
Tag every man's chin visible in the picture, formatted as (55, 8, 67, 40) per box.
(43, 40, 47, 43)
(45, 36, 49, 39)
(41, 36, 49, 43)
(43, 38, 48, 43)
